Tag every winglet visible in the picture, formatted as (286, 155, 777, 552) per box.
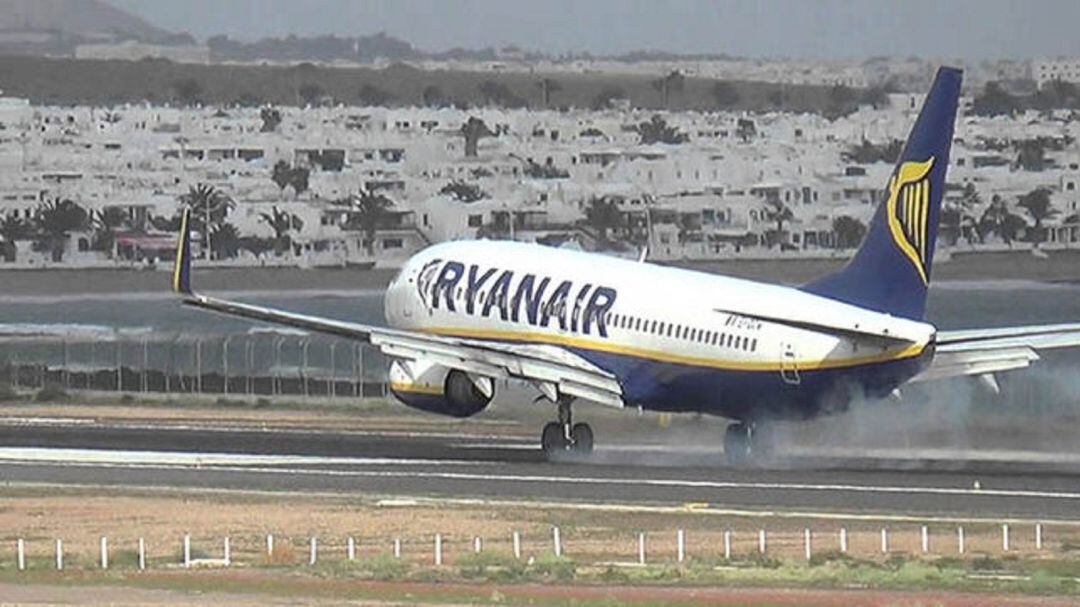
(172, 208, 192, 295)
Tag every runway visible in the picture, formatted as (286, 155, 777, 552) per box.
(2, 418, 1080, 520)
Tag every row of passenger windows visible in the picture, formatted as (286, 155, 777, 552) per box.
(437, 287, 757, 353)
(604, 312, 758, 352)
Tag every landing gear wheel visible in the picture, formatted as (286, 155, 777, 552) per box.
(541, 422, 567, 454)
(571, 423, 594, 454)
(724, 423, 750, 466)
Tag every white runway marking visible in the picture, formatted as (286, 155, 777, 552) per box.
(2, 447, 1079, 503)
(0, 447, 470, 468)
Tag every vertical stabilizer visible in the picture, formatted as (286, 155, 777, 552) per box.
(802, 67, 962, 320)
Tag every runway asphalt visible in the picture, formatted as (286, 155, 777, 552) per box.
(2, 418, 1080, 520)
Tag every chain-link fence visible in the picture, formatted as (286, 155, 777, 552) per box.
(0, 333, 388, 399)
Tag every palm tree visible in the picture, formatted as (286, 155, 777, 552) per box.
(762, 199, 794, 249)
(583, 196, 625, 244)
(651, 70, 685, 109)
(461, 117, 494, 158)
(1017, 187, 1058, 245)
(179, 184, 235, 259)
(91, 207, 130, 257)
(536, 78, 563, 108)
(34, 198, 89, 262)
(341, 190, 393, 255)
(211, 223, 242, 259)
(0, 215, 31, 262)
(258, 206, 304, 255)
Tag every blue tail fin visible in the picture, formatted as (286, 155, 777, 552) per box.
(802, 66, 962, 320)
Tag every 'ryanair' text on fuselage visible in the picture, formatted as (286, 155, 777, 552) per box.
(418, 259, 618, 337)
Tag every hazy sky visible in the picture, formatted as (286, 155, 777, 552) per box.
(109, 0, 1080, 60)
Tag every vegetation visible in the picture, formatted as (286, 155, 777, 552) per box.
(843, 138, 904, 164)
(1017, 187, 1057, 245)
(178, 183, 235, 259)
(271, 161, 311, 197)
(651, 70, 685, 109)
(762, 199, 795, 249)
(337, 190, 395, 255)
(636, 114, 688, 145)
(440, 181, 487, 203)
(832, 215, 867, 249)
(258, 206, 304, 255)
(460, 117, 495, 158)
(583, 196, 626, 244)
(0, 55, 903, 114)
(33, 198, 89, 262)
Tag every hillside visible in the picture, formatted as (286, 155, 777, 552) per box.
(0, 0, 172, 47)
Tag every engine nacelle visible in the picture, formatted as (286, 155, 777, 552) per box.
(389, 360, 493, 418)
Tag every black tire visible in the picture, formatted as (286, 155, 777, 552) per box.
(724, 423, 750, 467)
(541, 422, 566, 455)
(571, 423, 594, 454)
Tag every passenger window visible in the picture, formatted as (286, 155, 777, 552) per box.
(751, 338, 758, 351)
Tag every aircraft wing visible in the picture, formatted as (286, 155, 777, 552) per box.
(911, 323, 1080, 382)
(171, 212, 624, 408)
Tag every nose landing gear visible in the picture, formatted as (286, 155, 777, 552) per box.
(541, 397, 593, 459)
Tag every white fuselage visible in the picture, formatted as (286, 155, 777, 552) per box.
(385, 241, 936, 419)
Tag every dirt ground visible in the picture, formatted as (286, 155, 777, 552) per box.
(0, 488, 1073, 569)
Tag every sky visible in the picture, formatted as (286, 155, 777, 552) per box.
(108, 0, 1080, 60)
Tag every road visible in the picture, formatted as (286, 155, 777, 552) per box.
(1, 418, 1079, 520)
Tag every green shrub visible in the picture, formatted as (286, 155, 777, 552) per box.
(360, 554, 409, 580)
(529, 553, 576, 581)
(457, 551, 526, 581)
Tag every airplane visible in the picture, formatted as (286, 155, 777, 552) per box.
(171, 66, 1080, 465)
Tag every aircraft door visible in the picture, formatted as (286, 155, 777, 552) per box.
(780, 343, 800, 385)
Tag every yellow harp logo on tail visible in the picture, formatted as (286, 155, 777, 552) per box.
(886, 158, 935, 284)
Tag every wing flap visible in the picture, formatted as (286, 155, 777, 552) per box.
(913, 346, 1039, 382)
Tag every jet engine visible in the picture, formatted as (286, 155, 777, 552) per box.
(388, 359, 493, 418)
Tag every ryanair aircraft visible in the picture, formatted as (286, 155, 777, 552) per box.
(172, 67, 1080, 464)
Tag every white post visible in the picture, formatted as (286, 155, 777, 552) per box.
(512, 531, 521, 560)
(56, 539, 63, 571)
(473, 537, 482, 553)
(101, 536, 109, 569)
(804, 528, 812, 561)
(138, 537, 145, 571)
(958, 527, 965, 555)
(839, 528, 848, 554)
(16, 539, 24, 571)
(183, 534, 190, 568)
(224, 537, 231, 566)
(552, 526, 562, 557)
(347, 536, 356, 561)
(723, 531, 732, 560)
(758, 529, 766, 554)
(881, 528, 889, 553)
(677, 529, 685, 563)
(394, 538, 401, 559)
(1002, 524, 1010, 552)
(921, 525, 929, 553)
(1036, 523, 1044, 550)
(310, 537, 318, 565)
(434, 534, 442, 566)
(638, 532, 646, 565)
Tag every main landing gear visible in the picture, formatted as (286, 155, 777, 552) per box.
(723, 421, 773, 466)
(541, 397, 593, 459)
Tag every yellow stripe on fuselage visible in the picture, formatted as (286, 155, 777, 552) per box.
(421, 326, 925, 373)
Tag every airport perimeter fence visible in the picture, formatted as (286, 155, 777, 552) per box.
(0, 521, 1061, 575)
(0, 333, 390, 400)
